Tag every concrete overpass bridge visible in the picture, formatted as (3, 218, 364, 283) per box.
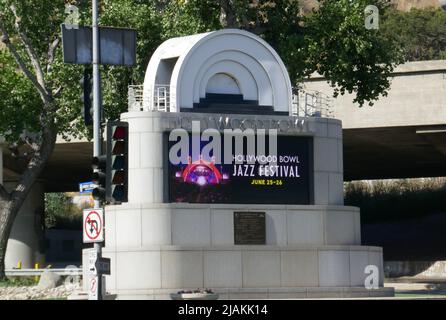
(304, 60, 446, 181)
(3, 59, 442, 191)
(3, 60, 446, 192)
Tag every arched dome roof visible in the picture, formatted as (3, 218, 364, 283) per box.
(143, 29, 292, 114)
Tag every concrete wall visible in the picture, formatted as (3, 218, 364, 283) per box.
(303, 60, 446, 129)
(104, 204, 360, 249)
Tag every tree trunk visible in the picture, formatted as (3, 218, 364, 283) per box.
(219, 0, 238, 28)
(0, 4, 60, 281)
(0, 201, 14, 281)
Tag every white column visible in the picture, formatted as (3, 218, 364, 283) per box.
(5, 182, 45, 269)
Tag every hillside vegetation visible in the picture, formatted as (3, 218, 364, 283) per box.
(345, 178, 446, 223)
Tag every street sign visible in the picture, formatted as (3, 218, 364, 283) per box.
(83, 209, 104, 243)
(79, 181, 96, 194)
(87, 248, 98, 275)
(88, 274, 98, 300)
(89, 274, 107, 300)
(61, 24, 136, 66)
(96, 257, 111, 275)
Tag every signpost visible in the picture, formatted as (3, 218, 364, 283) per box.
(96, 257, 111, 275)
(86, 248, 98, 300)
(62, 0, 136, 300)
(85, 248, 108, 300)
(83, 209, 104, 243)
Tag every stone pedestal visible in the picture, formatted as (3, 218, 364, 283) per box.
(83, 111, 393, 299)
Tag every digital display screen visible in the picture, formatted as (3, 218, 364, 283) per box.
(167, 133, 312, 204)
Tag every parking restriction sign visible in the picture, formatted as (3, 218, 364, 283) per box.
(83, 209, 104, 243)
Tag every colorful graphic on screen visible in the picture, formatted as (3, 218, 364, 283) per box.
(168, 134, 312, 204)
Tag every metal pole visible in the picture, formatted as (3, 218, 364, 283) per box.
(92, 0, 103, 301)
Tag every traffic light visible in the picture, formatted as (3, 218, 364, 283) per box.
(80, 67, 93, 126)
(92, 155, 107, 202)
(106, 121, 129, 203)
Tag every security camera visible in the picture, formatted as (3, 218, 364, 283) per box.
(440, 0, 446, 10)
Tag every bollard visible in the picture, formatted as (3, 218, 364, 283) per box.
(34, 263, 40, 283)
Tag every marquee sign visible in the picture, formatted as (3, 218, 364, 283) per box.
(167, 133, 312, 205)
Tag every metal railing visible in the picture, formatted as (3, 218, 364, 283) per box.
(128, 84, 173, 112)
(5, 267, 82, 277)
(128, 84, 334, 118)
(291, 89, 334, 118)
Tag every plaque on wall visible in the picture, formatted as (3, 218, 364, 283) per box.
(234, 212, 266, 245)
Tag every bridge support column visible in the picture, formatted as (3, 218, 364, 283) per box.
(5, 181, 46, 269)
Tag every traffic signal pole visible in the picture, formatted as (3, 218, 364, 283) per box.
(92, 0, 103, 300)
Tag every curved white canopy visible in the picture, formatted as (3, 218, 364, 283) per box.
(143, 29, 292, 113)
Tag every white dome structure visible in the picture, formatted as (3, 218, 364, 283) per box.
(143, 29, 293, 114)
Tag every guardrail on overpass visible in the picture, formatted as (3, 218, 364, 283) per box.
(5, 268, 82, 277)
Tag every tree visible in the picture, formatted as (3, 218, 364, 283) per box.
(0, 0, 67, 280)
(44, 193, 82, 230)
(0, 0, 161, 280)
(380, 7, 446, 61)
(302, 0, 404, 106)
(212, 0, 404, 106)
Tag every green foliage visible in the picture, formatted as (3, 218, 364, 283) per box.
(44, 193, 82, 230)
(0, 277, 35, 286)
(380, 7, 446, 61)
(0, 50, 42, 141)
(0, 0, 89, 143)
(99, 0, 164, 121)
(303, 0, 404, 106)
(160, 0, 220, 38)
(0, 0, 405, 145)
(345, 178, 446, 223)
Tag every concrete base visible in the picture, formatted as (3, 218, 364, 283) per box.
(79, 111, 390, 299)
(83, 202, 392, 299)
(91, 244, 390, 299)
(112, 287, 394, 300)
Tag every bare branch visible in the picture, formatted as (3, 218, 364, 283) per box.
(0, 19, 50, 103)
(10, 125, 57, 205)
(52, 86, 63, 98)
(23, 137, 40, 152)
(9, 4, 47, 90)
(47, 36, 60, 74)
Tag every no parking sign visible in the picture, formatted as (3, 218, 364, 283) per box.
(83, 209, 104, 243)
